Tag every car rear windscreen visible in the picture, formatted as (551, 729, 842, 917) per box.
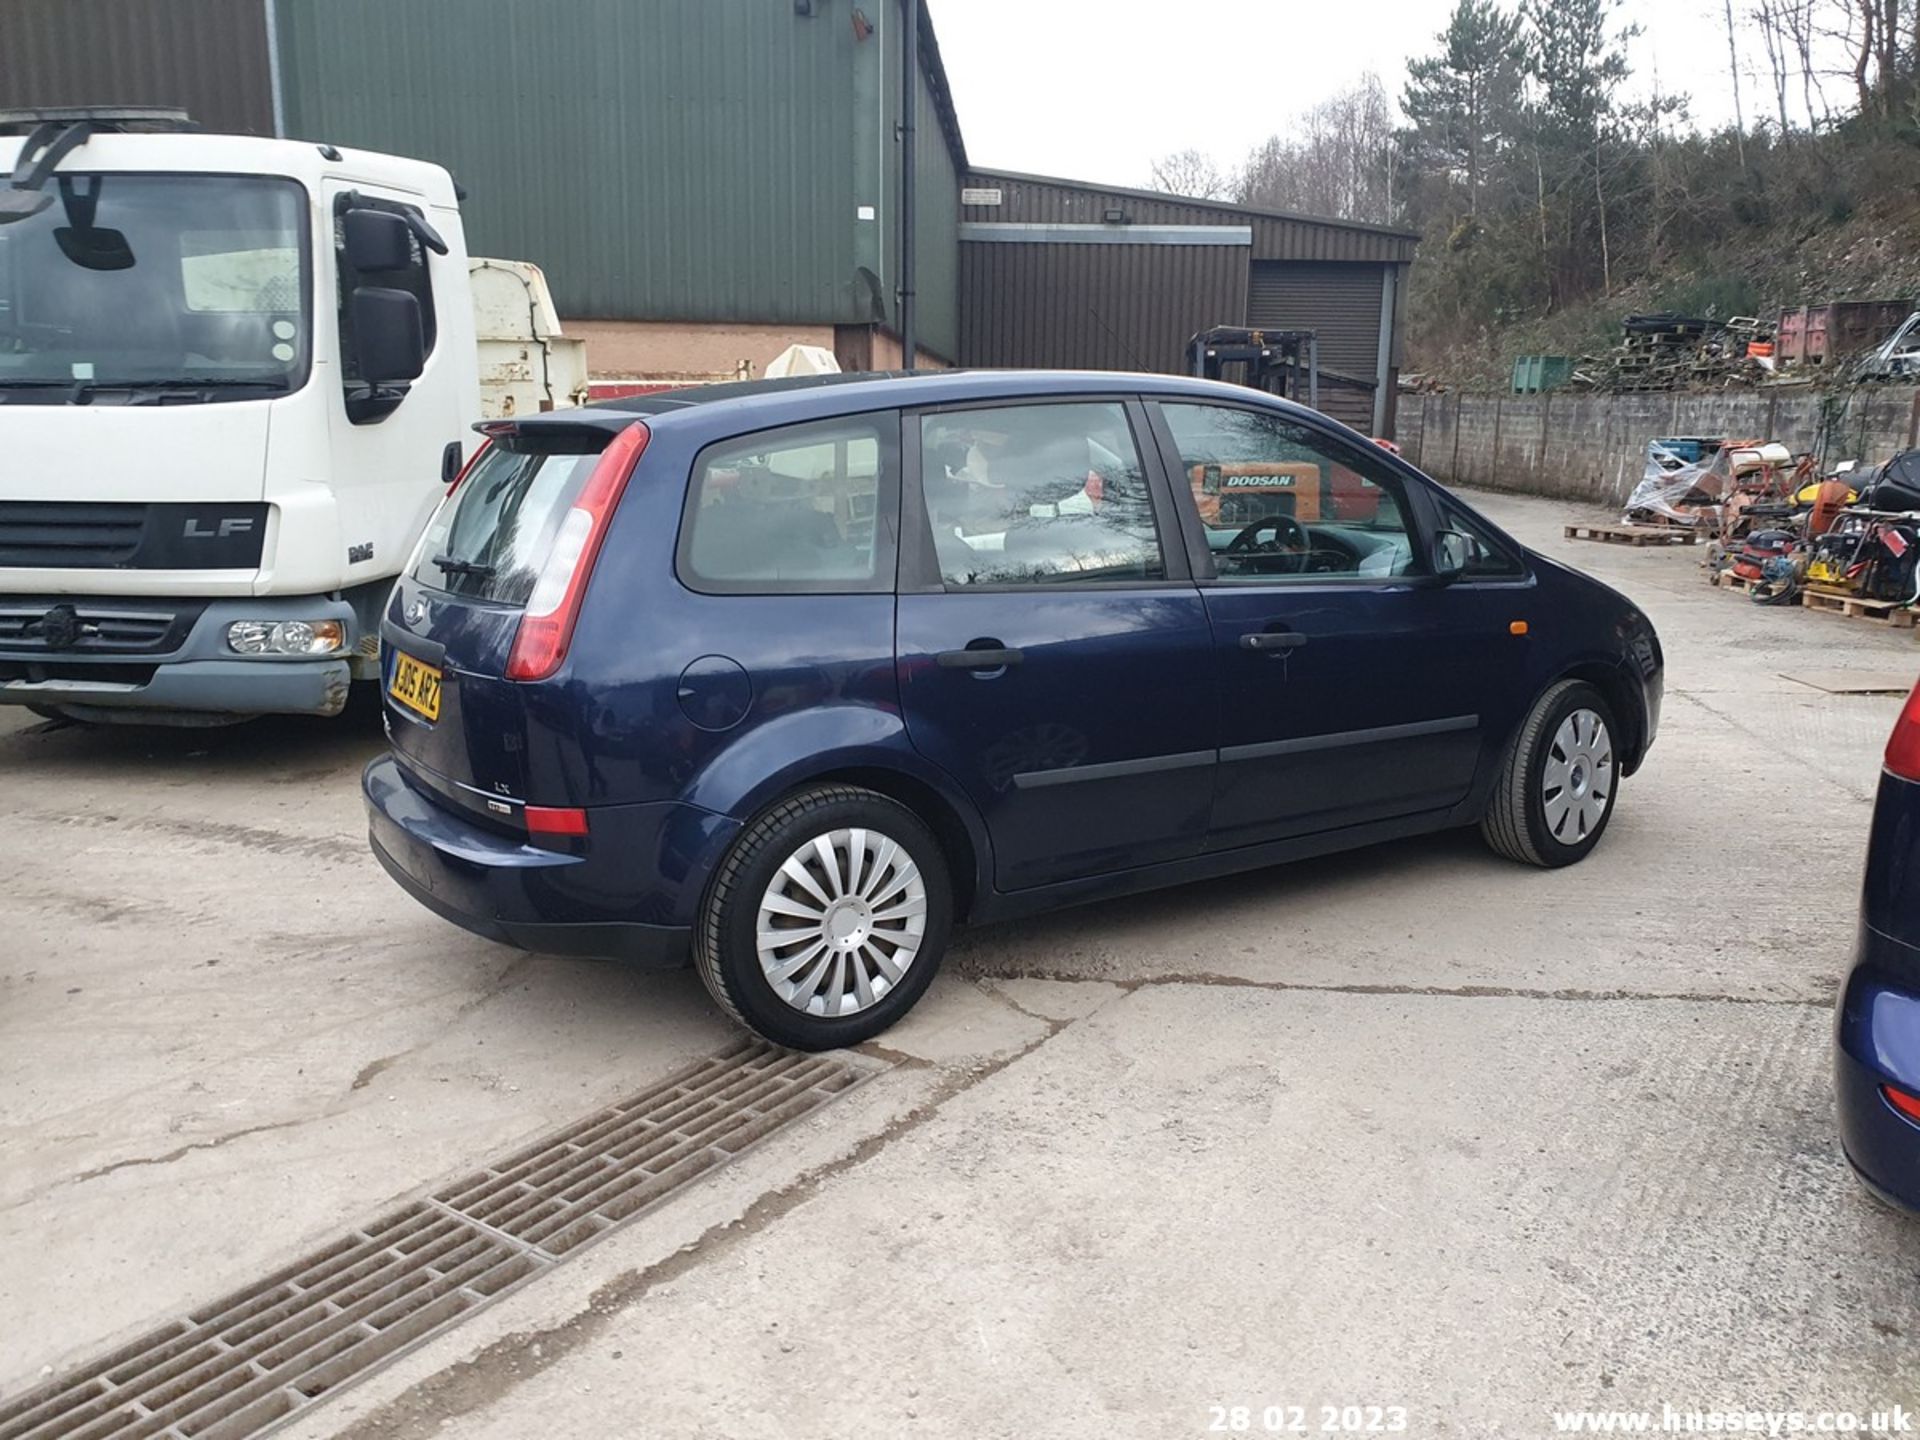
(409, 437, 603, 606)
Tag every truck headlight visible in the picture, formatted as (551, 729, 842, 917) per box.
(227, 620, 345, 655)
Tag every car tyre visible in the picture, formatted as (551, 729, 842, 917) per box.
(694, 784, 953, 1050)
(1480, 679, 1620, 868)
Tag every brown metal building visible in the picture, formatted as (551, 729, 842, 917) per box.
(958, 169, 1419, 434)
(0, 0, 278, 136)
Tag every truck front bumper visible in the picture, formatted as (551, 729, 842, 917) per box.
(0, 594, 365, 720)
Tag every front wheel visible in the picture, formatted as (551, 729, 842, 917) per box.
(1480, 680, 1620, 867)
(694, 785, 953, 1050)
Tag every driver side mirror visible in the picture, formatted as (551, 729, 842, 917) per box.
(1432, 529, 1472, 580)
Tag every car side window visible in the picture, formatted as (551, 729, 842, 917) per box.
(679, 415, 895, 593)
(915, 402, 1164, 587)
(1159, 402, 1419, 583)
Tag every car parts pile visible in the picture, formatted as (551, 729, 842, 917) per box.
(1696, 446, 1920, 611)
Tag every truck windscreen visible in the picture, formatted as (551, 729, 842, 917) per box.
(0, 174, 309, 399)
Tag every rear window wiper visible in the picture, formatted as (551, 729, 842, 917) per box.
(431, 554, 495, 578)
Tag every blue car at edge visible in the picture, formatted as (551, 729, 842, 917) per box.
(364, 370, 1664, 1050)
(1836, 684, 1920, 1212)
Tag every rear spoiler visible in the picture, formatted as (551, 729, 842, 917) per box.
(473, 417, 638, 450)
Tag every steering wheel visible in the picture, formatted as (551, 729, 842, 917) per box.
(1225, 514, 1309, 573)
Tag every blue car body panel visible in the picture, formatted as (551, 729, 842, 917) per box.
(362, 369, 1663, 966)
(1836, 769, 1920, 1210)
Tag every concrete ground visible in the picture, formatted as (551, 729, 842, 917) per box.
(5, 489, 1920, 1437)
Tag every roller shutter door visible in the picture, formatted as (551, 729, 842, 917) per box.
(1248, 261, 1384, 432)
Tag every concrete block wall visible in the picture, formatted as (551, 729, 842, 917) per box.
(1398, 385, 1920, 505)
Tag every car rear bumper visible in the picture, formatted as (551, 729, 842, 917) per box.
(1834, 921, 1920, 1213)
(362, 754, 733, 967)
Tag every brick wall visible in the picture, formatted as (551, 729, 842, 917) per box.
(1398, 386, 1920, 504)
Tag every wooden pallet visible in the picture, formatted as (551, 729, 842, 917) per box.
(1801, 588, 1918, 628)
(1564, 522, 1698, 547)
(1713, 569, 1761, 594)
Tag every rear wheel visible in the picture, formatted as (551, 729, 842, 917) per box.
(695, 785, 953, 1050)
(1480, 679, 1620, 868)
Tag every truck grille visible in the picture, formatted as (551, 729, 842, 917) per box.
(0, 502, 147, 567)
(0, 502, 268, 570)
(0, 599, 204, 656)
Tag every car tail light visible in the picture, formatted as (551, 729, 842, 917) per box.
(1884, 679, 1920, 780)
(505, 422, 649, 682)
(525, 805, 590, 838)
(1882, 1083, 1920, 1125)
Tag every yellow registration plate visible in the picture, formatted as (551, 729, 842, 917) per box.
(388, 651, 443, 722)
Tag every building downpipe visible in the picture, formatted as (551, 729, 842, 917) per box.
(898, 0, 918, 370)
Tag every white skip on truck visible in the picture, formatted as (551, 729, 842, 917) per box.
(0, 107, 586, 724)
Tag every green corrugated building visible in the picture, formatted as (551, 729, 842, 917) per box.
(0, 0, 964, 378)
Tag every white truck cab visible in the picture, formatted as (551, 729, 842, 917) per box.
(0, 107, 485, 722)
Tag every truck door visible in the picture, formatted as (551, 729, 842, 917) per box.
(293, 181, 478, 596)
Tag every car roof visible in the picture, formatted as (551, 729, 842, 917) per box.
(502, 369, 1326, 439)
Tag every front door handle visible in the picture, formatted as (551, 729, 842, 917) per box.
(1240, 630, 1307, 653)
(936, 645, 1025, 670)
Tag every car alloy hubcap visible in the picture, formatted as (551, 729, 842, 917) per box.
(755, 827, 928, 1017)
(1541, 707, 1613, 843)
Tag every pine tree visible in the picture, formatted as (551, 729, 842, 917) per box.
(1400, 0, 1525, 222)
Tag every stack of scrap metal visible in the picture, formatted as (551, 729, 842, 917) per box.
(1624, 437, 1798, 529)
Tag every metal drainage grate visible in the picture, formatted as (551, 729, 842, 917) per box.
(0, 1039, 872, 1440)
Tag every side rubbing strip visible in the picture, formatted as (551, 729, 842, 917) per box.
(1012, 748, 1216, 790)
(1220, 714, 1479, 764)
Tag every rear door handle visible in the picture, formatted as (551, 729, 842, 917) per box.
(936, 646, 1024, 670)
(1240, 631, 1307, 653)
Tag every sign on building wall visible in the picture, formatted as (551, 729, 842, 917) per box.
(960, 187, 1003, 206)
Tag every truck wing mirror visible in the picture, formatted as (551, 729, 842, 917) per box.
(342, 208, 414, 272)
(350, 286, 425, 382)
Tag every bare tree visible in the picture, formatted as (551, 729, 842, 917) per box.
(1753, 0, 1796, 130)
(1236, 74, 1400, 224)
(1852, 0, 1878, 114)
(1146, 148, 1234, 201)
(1779, 0, 1835, 128)
(1724, 0, 1750, 167)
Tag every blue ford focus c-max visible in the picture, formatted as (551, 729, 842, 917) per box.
(364, 370, 1663, 1049)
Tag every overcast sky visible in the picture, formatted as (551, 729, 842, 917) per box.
(934, 0, 1852, 188)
